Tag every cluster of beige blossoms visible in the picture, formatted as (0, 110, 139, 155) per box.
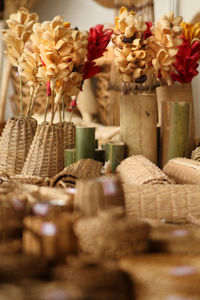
(2, 8, 89, 100)
(148, 12, 183, 85)
(113, 6, 151, 83)
(2, 8, 38, 70)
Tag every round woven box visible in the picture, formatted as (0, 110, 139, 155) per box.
(21, 122, 64, 178)
(0, 117, 37, 175)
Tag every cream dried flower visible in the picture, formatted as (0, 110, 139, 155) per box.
(2, 7, 38, 67)
(113, 7, 150, 83)
(115, 6, 147, 38)
(31, 16, 88, 88)
(18, 42, 42, 87)
(148, 12, 183, 84)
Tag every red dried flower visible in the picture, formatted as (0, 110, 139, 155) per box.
(83, 24, 113, 81)
(171, 36, 200, 83)
(143, 22, 153, 40)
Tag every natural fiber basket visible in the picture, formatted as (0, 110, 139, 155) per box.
(0, 117, 37, 175)
(52, 257, 133, 300)
(74, 175, 125, 216)
(63, 122, 76, 150)
(116, 155, 172, 184)
(75, 208, 150, 259)
(191, 146, 200, 161)
(163, 157, 200, 184)
(120, 254, 200, 300)
(150, 223, 200, 255)
(50, 159, 102, 188)
(124, 184, 200, 221)
(23, 212, 78, 260)
(21, 122, 64, 178)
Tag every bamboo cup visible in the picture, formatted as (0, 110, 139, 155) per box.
(64, 149, 76, 167)
(105, 142, 125, 172)
(75, 126, 95, 161)
(156, 83, 195, 153)
(120, 94, 157, 163)
(161, 101, 190, 167)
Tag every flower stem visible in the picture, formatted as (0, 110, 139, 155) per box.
(69, 110, 73, 123)
(62, 95, 65, 123)
(26, 87, 34, 118)
(44, 96, 49, 123)
(29, 86, 40, 117)
(19, 76, 23, 117)
(59, 103, 62, 123)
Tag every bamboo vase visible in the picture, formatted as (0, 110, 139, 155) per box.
(161, 101, 190, 167)
(156, 83, 195, 152)
(0, 116, 37, 175)
(120, 93, 157, 163)
(21, 122, 64, 178)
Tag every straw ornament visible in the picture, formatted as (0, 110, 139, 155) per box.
(2, 7, 38, 68)
(148, 12, 183, 85)
(31, 17, 88, 98)
(113, 6, 151, 83)
(181, 22, 200, 45)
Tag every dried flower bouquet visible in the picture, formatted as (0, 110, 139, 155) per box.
(1, 7, 113, 177)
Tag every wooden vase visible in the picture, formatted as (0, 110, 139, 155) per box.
(21, 122, 64, 178)
(161, 101, 190, 167)
(120, 93, 157, 163)
(156, 83, 195, 153)
(0, 117, 37, 175)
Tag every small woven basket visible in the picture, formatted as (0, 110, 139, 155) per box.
(63, 122, 76, 150)
(0, 116, 37, 175)
(21, 122, 64, 178)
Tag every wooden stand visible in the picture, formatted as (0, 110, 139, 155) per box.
(120, 94, 157, 163)
(161, 101, 190, 167)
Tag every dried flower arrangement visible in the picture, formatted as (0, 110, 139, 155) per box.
(112, 6, 153, 92)
(113, 7, 200, 88)
(2, 8, 113, 123)
(2, 7, 39, 116)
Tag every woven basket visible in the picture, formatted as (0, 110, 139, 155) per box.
(50, 159, 102, 188)
(75, 208, 150, 259)
(163, 158, 200, 184)
(150, 223, 200, 255)
(63, 122, 76, 150)
(52, 257, 133, 300)
(23, 212, 78, 260)
(124, 184, 200, 221)
(120, 254, 200, 300)
(116, 155, 172, 184)
(74, 175, 125, 216)
(0, 117, 37, 175)
(21, 122, 64, 178)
